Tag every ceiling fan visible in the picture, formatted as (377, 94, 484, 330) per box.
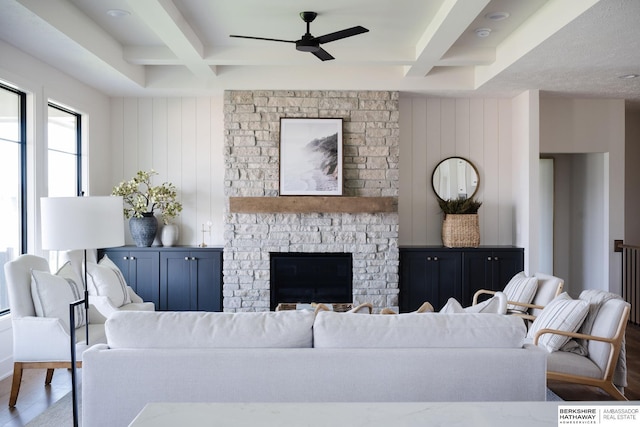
(230, 11, 369, 61)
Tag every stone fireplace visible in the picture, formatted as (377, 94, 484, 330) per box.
(223, 90, 399, 312)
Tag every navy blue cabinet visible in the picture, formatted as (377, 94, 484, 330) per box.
(160, 249, 222, 311)
(99, 246, 223, 312)
(400, 246, 523, 312)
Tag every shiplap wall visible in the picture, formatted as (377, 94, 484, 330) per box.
(109, 95, 519, 248)
(110, 97, 225, 246)
(398, 96, 516, 247)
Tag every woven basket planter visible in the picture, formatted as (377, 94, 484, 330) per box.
(442, 213, 480, 248)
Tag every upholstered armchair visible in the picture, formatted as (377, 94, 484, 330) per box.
(5, 254, 108, 407)
(534, 293, 630, 400)
(473, 272, 564, 321)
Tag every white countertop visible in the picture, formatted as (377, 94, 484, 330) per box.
(128, 401, 565, 427)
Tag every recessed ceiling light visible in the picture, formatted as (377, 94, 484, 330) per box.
(475, 28, 492, 38)
(106, 9, 130, 18)
(485, 12, 510, 21)
(618, 74, 639, 79)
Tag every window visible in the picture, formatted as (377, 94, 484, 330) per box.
(0, 83, 26, 315)
(47, 103, 81, 197)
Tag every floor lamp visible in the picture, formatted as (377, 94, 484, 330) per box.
(40, 196, 125, 427)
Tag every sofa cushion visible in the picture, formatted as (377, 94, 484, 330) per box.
(527, 292, 589, 353)
(313, 311, 526, 348)
(106, 310, 315, 349)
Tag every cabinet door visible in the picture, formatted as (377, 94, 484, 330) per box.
(462, 251, 495, 306)
(463, 249, 524, 306)
(428, 251, 462, 311)
(400, 250, 460, 312)
(160, 251, 195, 311)
(492, 250, 524, 290)
(192, 250, 222, 312)
(127, 251, 160, 305)
(400, 251, 429, 313)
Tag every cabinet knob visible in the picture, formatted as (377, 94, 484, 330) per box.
(433, 256, 438, 261)
(130, 256, 136, 261)
(185, 256, 196, 261)
(123, 256, 128, 260)
(494, 256, 498, 261)
(487, 256, 492, 261)
(426, 256, 432, 261)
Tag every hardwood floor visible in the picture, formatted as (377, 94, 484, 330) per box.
(0, 323, 639, 426)
(0, 368, 80, 427)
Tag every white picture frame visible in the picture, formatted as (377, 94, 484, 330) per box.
(279, 118, 343, 196)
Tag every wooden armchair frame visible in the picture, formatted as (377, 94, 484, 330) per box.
(472, 290, 544, 321)
(473, 273, 564, 321)
(534, 304, 630, 401)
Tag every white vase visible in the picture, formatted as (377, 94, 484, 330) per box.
(161, 223, 179, 247)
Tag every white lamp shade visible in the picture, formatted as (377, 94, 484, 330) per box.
(41, 196, 125, 250)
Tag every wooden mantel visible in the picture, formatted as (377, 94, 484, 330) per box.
(229, 196, 398, 214)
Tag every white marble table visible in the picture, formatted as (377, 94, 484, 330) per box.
(129, 401, 567, 426)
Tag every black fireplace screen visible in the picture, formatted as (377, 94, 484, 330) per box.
(269, 252, 353, 311)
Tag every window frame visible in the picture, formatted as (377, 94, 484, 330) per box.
(47, 102, 82, 196)
(0, 82, 27, 315)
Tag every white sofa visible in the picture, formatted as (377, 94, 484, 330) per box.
(83, 310, 547, 427)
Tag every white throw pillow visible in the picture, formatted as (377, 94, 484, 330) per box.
(527, 292, 589, 353)
(503, 272, 538, 313)
(87, 261, 130, 308)
(31, 262, 87, 332)
(98, 255, 131, 305)
(440, 292, 507, 314)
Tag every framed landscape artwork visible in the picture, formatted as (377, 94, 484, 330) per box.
(279, 118, 343, 196)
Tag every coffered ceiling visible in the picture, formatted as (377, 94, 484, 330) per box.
(1, 0, 639, 108)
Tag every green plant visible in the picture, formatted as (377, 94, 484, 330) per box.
(112, 170, 183, 225)
(438, 197, 482, 215)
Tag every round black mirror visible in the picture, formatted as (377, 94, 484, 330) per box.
(431, 157, 479, 201)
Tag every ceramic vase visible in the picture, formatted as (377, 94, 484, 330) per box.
(161, 223, 179, 247)
(129, 212, 158, 247)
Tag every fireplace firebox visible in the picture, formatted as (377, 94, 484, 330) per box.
(269, 252, 353, 311)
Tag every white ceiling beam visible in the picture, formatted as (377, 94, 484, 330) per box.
(125, 0, 217, 79)
(124, 44, 415, 67)
(404, 0, 490, 77)
(438, 47, 495, 66)
(474, 0, 602, 88)
(16, 0, 145, 86)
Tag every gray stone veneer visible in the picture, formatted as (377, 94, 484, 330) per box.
(223, 90, 399, 312)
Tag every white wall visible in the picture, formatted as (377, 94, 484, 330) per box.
(511, 91, 540, 273)
(0, 39, 111, 380)
(110, 97, 225, 246)
(539, 158, 554, 274)
(540, 98, 625, 295)
(398, 96, 516, 247)
(626, 110, 640, 245)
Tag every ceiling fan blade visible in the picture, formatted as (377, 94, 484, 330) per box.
(230, 35, 295, 44)
(316, 26, 368, 44)
(312, 47, 334, 61)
